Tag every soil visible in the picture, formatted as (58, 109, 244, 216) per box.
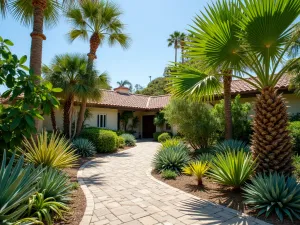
(152, 171, 298, 225)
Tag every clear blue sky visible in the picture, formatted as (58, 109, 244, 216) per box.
(0, 0, 209, 93)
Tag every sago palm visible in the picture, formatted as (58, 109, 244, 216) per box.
(169, 0, 300, 175)
(66, 0, 130, 136)
(43, 53, 109, 137)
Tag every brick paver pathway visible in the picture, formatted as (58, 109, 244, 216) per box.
(78, 141, 270, 225)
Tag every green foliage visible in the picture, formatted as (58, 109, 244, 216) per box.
(195, 153, 215, 163)
(214, 140, 250, 154)
(160, 141, 190, 153)
(117, 136, 125, 148)
(289, 113, 300, 122)
(120, 133, 136, 147)
(212, 95, 252, 142)
(137, 77, 169, 96)
(293, 155, 300, 180)
(80, 128, 118, 153)
(153, 146, 190, 173)
(158, 132, 171, 143)
(209, 151, 256, 189)
(153, 132, 163, 141)
(37, 167, 72, 204)
(72, 138, 96, 157)
(120, 111, 134, 132)
(19, 131, 78, 169)
(161, 170, 177, 180)
(243, 172, 300, 222)
(183, 161, 210, 185)
(0, 37, 61, 151)
(288, 121, 300, 154)
(154, 112, 166, 129)
(27, 191, 69, 225)
(161, 138, 183, 149)
(163, 98, 220, 149)
(0, 152, 43, 224)
(70, 182, 80, 190)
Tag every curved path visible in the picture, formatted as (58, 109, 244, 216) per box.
(78, 141, 269, 225)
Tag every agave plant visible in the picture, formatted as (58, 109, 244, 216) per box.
(183, 161, 210, 185)
(37, 167, 73, 204)
(214, 140, 250, 154)
(209, 151, 256, 189)
(18, 131, 78, 169)
(0, 151, 43, 224)
(72, 138, 96, 157)
(28, 191, 69, 225)
(195, 153, 215, 163)
(243, 172, 300, 222)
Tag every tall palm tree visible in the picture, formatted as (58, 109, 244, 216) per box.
(169, 0, 300, 175)
(43, 53, 109, 138)
(167, 31, 182, 64)
(179, 33, 186, 63)
(66, 0, 130, 137)
(117, 80, 132, 90)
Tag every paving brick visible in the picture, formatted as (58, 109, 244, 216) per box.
(139, 216, 158, 225)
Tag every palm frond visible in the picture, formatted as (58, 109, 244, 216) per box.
(67, 29, 89, 43)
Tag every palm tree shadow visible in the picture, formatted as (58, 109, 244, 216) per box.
(185, 183, 208, 193)
(211, 188, 245, 212)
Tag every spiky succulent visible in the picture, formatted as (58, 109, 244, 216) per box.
(243, 172, 300, 222)
(214, 139, 250, 154)
(195, 153, 215, 163)
(72, 138, 96, 157)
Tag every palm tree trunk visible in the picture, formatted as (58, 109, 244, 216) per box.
(30, 0, 47, 132)
(50, 107, 57, 132)
(76, 98, 87, 136)
(252, 87, 293, 176)
(63, 95, 73, 137)
(181, 47, 184, 64)
(223, 73, 233, 140)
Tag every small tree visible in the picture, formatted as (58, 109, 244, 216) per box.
(154, 112, 166, 131)
(120, 111, 134, 132)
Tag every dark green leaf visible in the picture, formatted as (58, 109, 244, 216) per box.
(1, 90, 12, 98)
(25, 115, 35, 128)
(6, 74, 14, 88)
(10, 117, 21, 130)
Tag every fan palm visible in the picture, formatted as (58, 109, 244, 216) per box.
(66, 0, 130, 137)
(169, 0, 300, 175)
(167, 31, 182, 64)
(43, 53, 109, 138)
(117, 80, 132, 91)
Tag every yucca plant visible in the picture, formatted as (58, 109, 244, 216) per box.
(209, 151, 256, 189)
(72, 138, 96, 157)
(37, 167, 73, 204)
(27, 191, 69, 225)
(183, 161, 210, 185)
(18, 131, 78, 169)
(168, 0, 300, 175)
(214, 140, 250, 154)
(0, 151, 43, 224)
(243, 172, 300, 222)
(153, 147, 190, 173)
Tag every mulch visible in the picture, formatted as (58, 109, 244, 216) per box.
(152, 171, 298, 225)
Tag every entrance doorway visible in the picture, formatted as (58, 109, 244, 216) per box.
(142, 115, 156, 138)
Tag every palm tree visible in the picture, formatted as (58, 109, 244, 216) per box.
(167, 31, 182, 63)
(66, 0, 130, 137)
(169, 0, 300, 175)
(43, 53, 109, 138)
(179, 33, 186, 63)
(117, 80, 132, 90)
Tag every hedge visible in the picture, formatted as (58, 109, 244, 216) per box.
(80, 128, 118, 153)
(153, 132, 172, 141)
(158, 132, 171, 143)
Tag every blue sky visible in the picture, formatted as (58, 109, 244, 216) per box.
(0, 0, 209, 93)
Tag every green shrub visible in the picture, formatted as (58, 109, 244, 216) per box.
(161, 138, 182, 148)
(209, 151, 256, 189)
(153, 147, 190, 173)
(293, 155, 300, 180)
(117, 136, 125, 148)
(160, 141, 190, 153)
(214, 139, 250, 154)
(37, 167, 73, 203)
(120, 133, 136, 146)
(195, 153, 215, 163)
(243, 172, 300, 222)
(80, 128, 118, 153)
(163, 99, 220, 149)
(72, 138, 96, 157)
(161, 170, 177, 179)
(0, 152, 43, 224)
(158, 132, 171, 143)
(288, 121, 300, 154)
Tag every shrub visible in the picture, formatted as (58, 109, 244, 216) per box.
(183, 161, 210, 185)
(120, 133, 136, 146)
(0, 152, 43, 224)
(243, 172, 300, 222)
(161, 138, 182, 148)
(153, 147, 190, 173)
(195, 153, 215, 163)
(293, 155, 300, 180)
(214, 139, 250, 154)
(37, 167, 73, 203)
(153, 132, 170, 141)
(161, 170, 177, 179)
(163, 99, 220, 149)
(72, 138, 96, 157)
(158, 132, 171, 143)
(160, 142, 190, 153)
(117, 136, 125, 148)
(80, 128, 118, 153)
(288, 121, 300, 154)
(19, 131, 78, 169)
(209, 151, 256, 189)
(27, 191, 69, 224)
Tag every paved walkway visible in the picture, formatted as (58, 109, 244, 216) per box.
(78, 141, 269, 225)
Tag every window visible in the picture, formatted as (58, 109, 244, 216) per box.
(97, 114, 107, 128)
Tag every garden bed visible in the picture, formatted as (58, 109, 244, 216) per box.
(152, 171, 296, 225)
